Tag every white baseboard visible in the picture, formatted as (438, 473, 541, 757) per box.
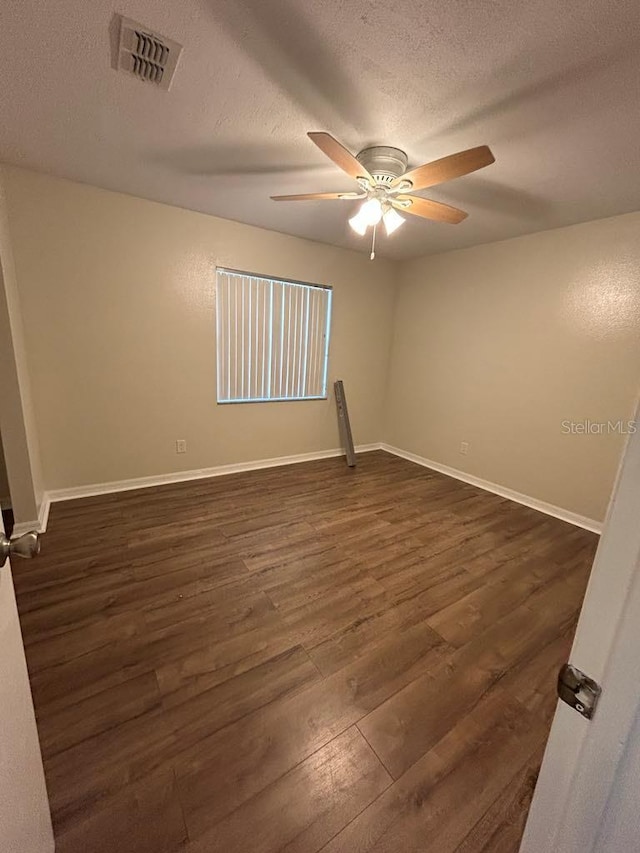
(38, 493, 51, 533)
(380, 443, 602, 534)
(45, 444, 382, 505)
(37, 441, 601, 536)
(11, 494, 52, 536)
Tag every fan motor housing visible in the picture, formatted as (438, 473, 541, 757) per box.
(356, 146, 408, 184)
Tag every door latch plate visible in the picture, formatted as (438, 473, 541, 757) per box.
(557, 663, 601, 720)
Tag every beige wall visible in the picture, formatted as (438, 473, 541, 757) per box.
(0, 173, 43, 522)
(385, 212, 640, 522)
(3, 164, 639, 524)
(2, 166, 396, 490)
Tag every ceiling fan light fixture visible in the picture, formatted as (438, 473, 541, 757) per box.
(348, 209, 369, 235)
(359, 198, 383, 226)
(383, 207, 406, 235)
(271, 133, 495, 256)
(349, 197, 383, 235)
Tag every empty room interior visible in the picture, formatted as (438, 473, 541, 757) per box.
(1, 2, 640, 852)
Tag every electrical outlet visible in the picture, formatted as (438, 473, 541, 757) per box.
(460, 441, 469, 455)
(176, 439, 187, 454)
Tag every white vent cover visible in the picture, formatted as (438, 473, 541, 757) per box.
(116, 15, 182, 91)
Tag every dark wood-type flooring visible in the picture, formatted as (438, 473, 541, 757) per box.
(13, 450, 598, 853)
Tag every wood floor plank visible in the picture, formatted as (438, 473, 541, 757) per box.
(262, 558, 381, 615)
(161, 645, 322, 743)
(280, 576, 391, 651)
(154, 616, 295, 707)
(29, 593, 286, 712)
(36, 671, 161, 757)
(53, 769, 187, 853)
(426, 544, 580, 648)
(45, 703, 176, 834)
(357, 563, 587, 779)
(13, 450, 597, 853)
(24, 609, 146, 671)
(499, 621, 578, 726)
(306, 597, 427, 677)
(174, 620, 448, 836)
(321, 689, 546, 853)
(184, 728, 391, 853)
(454, 750, 543, 853)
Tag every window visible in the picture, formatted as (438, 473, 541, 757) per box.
(215, 268, 332, 403)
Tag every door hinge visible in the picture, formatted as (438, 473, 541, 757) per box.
(557, 663, 601, 720)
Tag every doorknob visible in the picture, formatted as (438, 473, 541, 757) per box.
(1, 531, 41, 566)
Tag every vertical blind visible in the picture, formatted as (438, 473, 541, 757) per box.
(216, 268, 332, 403)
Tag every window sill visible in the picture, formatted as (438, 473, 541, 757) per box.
(217, 396, 328, 405)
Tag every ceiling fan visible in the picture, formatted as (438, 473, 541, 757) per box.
(271, 132, 495, 258)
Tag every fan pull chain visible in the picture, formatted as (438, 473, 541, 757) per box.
(370, 223, 377, 260)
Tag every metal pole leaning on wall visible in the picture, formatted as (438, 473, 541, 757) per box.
(334, 380, 356, 467)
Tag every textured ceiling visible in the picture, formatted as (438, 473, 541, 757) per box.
(0, 0, 639, 259)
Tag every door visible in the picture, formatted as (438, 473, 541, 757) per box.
(521, 401, 640, 851)
(0, 514, 54, 853)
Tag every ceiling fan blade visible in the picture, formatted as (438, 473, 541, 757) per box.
(271, 191, 364, 201)
(307, 132, 374, 185)
(393, 145, 494, 191)
(395, 195, 468, 224)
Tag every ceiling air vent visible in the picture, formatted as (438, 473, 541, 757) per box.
(115, 15, 182, 91)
